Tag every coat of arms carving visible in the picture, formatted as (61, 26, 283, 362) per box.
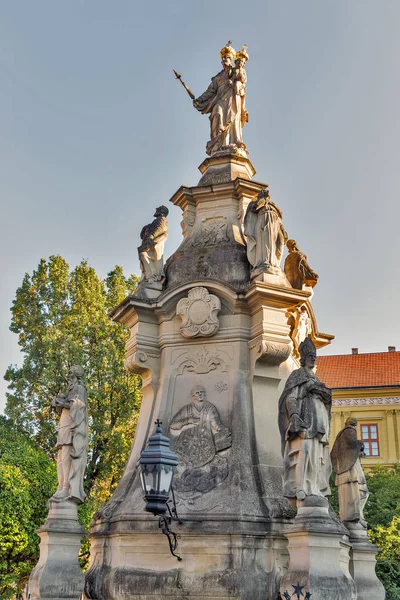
(176, 287, 221, 338)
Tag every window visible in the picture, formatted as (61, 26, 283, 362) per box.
(360, 424, 379, 457)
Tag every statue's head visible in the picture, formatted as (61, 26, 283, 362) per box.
(220, 41, 235, 68)
(258, 188, 270, 202)
(345, 416, 358, 428)
(299, 336, 317, 368)
(235, 44, 249, 67)
(191, 385, 206, 403)
(154, 205, 169, 218)
(287, 239, 299, 253)
(69, 365, 84, 381)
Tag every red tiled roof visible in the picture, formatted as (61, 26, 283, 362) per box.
(316, 352, 400, 389)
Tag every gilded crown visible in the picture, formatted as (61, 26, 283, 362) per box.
(220, 40, 236, 59)
(236, 44, 249, 62)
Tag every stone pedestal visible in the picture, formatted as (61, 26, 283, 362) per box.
(279, 500, 356, 600)
(83, 154, 334, 599)
(347, 527, 385, 600)
(29, 500, 85, 600)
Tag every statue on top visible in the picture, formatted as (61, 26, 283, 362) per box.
(278, 337, 332, 506)
(244, 189, 288, 276)
(191, 42, 249, 156)
(284, 239, 318, 290)
(51, 365, 88, 504)
(331, 416, 369, 529)
(137, 206, 169, 285)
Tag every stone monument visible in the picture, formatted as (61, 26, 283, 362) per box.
(83, 43, 384, 600)
(29, 366, 88, 600)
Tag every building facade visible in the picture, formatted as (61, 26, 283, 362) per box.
(317, 348, 400, 467)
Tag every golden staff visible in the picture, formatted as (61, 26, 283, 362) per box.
(173, 69, 196, 101)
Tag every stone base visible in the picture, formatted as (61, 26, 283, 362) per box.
(198, 153, 256, 186)
(133, 279, 164, 300)
(84, 531, 288, 600)
(251, 267, 291, 288)
(280, 501, 356, 600)
(28, 500, 86, 600)
(348, 528, 385, 600)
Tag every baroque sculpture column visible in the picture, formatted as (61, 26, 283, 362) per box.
(83, 41, 384, 600)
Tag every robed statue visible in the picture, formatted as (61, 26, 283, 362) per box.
(331, 417, 369, 528)
(284, 239, 318, 290)
(51, 365, 88, 503)
(193, 42, 249, 156)
(278, 337, 332, 506)
(244, 189, 288, 275)
(169, 386, 232, 494)
(138, 205, 169, 284)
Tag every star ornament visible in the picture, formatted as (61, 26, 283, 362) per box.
(304, 593, 312, 599)
(282, 592, 291, 600)
(292, 583, 305, 598)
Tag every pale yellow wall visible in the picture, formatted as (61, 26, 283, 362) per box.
(330, 387, 400, 468)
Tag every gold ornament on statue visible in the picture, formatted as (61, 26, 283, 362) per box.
(235, 44, 249, 62)
(220, 40, 236, 59)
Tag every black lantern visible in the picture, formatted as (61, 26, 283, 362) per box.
(139, 420, 182, 560)
(139, 420, 178, 516)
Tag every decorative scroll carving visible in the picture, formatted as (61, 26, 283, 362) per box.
(169, 386, 231, 495)
(177, 287, 221, 338)
(192, 217, 229, 247)
(333, 397, 400, 406)
(250, 338, 291, 366)
(215, 380, 228, 393)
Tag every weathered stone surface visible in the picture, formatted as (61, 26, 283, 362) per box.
(29, 500, 86, 600)
(348, 530, 385, 600)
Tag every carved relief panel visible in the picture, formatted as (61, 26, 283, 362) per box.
(176, 287, 221, 338)
(169, 386, 232, 495)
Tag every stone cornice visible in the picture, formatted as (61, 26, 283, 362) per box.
(333, 397, 400, 407)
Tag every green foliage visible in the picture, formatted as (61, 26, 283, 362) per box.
(0, 416, 57, 598)
(365, 465, 400, 599)
(4, 256, 142, 579)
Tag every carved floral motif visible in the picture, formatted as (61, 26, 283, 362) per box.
(177, 287, 221, 338)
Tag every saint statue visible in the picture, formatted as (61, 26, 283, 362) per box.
(278, 337, 332, 505)
(51, 365, 88, 503)
(244, 189, 288, 274)
(138, 206, 169, 284)
(193, 42, 249, 156)
(169, 386, 232, 494)
(284, 239, 318, 290)
(292, 305, 312, 357)
(331, 417, 369, 528)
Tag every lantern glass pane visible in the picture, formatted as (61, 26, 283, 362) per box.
(159, 467, 173, 494)
(142, 468, 158, 492)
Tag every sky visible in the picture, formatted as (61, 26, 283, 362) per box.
(1, 0, 400, 412)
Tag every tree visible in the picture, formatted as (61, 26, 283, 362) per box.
(365, 465, 400, 600)
(0, 416, 57, 598)
(4, 256, 142, 570)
